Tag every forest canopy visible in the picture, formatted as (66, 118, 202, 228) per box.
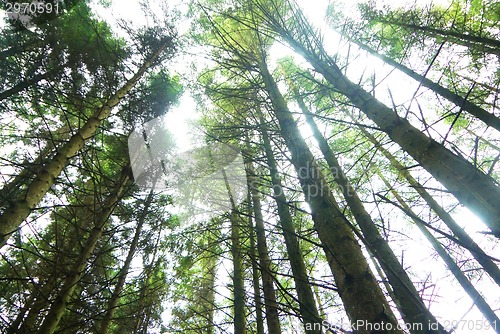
(0, 0, 499, 333)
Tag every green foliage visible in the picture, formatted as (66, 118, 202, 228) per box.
(120, 70, 183, 129)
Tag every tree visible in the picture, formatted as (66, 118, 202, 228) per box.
(251, 0, 500, 238)
(0, 33, 175, 247)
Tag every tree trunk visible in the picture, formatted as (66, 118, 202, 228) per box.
(133, 230, 163, 333)
(0, 70, 56, 101)
(0, 39, 43, 61)
(341, 37, 500, 131)
(203, 237, 218, 334)
(247, 194, 265, 334)
(16, 276, 59, 333)
(98, 188, 155, 334)
(223, 168, 247, 334)
(257, 55, 402, 334)
(292, 88, 447, 333)
(376, 20, 500, 55)
(259, 120, 324, 333)
(36, 167, 131, 334)
(0, 125, 70, 209)
(6, 290, 38, 334)
(279, 29, 500, 238)
(379, 173, 500, 331)
(0, 40, 171, 248)
(246, 160, 282, 334)
(358, 126, 500, 286)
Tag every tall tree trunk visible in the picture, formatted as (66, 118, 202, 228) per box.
(98, 188, 155, 334)
(246, 160, 282, 334)
(379, 173, 500, 331)
(257, 55, 402, 334)
(260, 122, 324, 333)
(0, 125, 70, 208)
(259, 121, 323, 333)
(223, 168, 247, 334)
(358, 126, 500, 286)
(203, 236, 218, 334)
(133, 229, 163, 333)
(0, 39, 172, 248)
(247, 194, 265, 334)
(374, 19, 500, 55)
(272, 18, 500, 237)
(36, 167, 131, 334)
(291, 87, 447, 333)
(338, 36, 500, 131)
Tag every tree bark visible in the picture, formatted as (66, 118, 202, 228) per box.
(98, 187, 155, 334)
(257, 55, 402, 334)
(259, 122, 323, 334)
(376, 20, 500, 56)
(223, 168, 247, 334)
(341, 37, 500, 131)
(0, 125, 70, 208)
(247, 194, 266, 334)
(246, 160, 282, 334)
(0, 40, 171, 248)
(292, 88, 447, 333)
(133, 230, 163, 333)
(278, 29, 500, 238)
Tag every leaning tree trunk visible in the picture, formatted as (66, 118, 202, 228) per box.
(36, 167, 131, 334)
(338, 36, 500, 131)
(245, 159, 282, 334)
(0, 68, 59, 101)
(257, 54, 402, 334)
(379, 173, 500, 331)
(280, 33, 500, 238)
(291, 86, 447, 333)
(223, 168, 247, 334)
(247, 194, 265, 334)
(258, 5, 500, 237)
(0, 39, 172, 248)
(98, 187, 155, 334)
(6, 288, 38, 334)
(15, 274, 59, 333)
(0, 125, 70, 208)
(357, 126, 500, 286)
(374, 19, 500, 56)
(259, 122, 323, 334)
(0, 39, 43, 61)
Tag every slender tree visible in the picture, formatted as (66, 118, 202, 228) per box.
(357, 125, 500, 286)
(36, 165, 132, 334)
(259, 122, 323, 334)
(98, 187, 157, 334)
(245, 159, 282, 333)
(325, 31, 500, 131)
(378, 173, 500, 332)
(247, 195, 266, 334)
(256, 54, 402, 332)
